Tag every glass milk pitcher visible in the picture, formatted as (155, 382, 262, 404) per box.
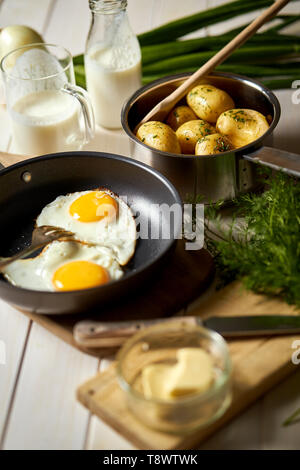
(1, 44, 94, 155)
(85, 0, 142, 129)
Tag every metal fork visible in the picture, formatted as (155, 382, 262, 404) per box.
(0, 225, 75, 271)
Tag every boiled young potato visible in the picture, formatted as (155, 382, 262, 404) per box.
(187, 84, 235, 124)
(216, 109, 269, 148)
(166, 105, 197, 131)
(176, 119, 215, 154)
(136, 121, 181, 154)
(195, 133, 233, 156)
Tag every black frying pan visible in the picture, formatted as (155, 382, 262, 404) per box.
(0, 152, 182, 314)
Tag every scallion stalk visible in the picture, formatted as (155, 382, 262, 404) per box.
(144, 63, 300, 78)
(143, 44, 300, 74)
(260, 75, 299, 89)
(142, 34, 300, 65)
(138, 0, 295, 46)
(265, 14, 300, 33)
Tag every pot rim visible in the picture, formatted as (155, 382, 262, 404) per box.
(121, 71, 281, 159)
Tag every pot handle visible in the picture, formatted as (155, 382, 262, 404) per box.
(243, 146, 300, 178)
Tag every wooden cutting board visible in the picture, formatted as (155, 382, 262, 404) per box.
(77, 282, 300, 449)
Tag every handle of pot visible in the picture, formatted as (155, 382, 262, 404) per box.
(243, 146, 300, 178)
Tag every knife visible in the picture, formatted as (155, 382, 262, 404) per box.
(73, 315, 300, 349)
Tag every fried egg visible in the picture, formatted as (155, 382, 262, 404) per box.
(1, 240, 123, 291)
(36, 189, 136, 266)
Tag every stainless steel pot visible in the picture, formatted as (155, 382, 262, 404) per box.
(122, 72, 300, 203)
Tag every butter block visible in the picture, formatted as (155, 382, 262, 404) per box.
(141, 347, 214, 401)
(141, 363, 173, 400)
(167, 348, 214, 398)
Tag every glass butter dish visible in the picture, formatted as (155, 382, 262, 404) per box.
(117, 321, 232, 434)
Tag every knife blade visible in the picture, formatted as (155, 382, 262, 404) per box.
(73, 315, 300, 349)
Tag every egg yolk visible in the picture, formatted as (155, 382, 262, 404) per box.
(69, 191, 118, 223)
(52, 260, 110, 291)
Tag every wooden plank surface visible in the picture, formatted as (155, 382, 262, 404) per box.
(2, 323, 99, 450)
(0, 0, 299, 451)
(0, 302, 30, 440)
(43, 0, 90, 56)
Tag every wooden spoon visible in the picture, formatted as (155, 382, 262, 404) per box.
(137, 0, 290, 127)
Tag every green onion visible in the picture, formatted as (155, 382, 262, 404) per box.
(142, 71, 299, 90)
(265, 14, 300, 33)
(260, 75, 299, 89)
(73, 64, 86, 88)
(216, 14, 300, 37)
(142, 34, 300, 65)
(138, 0, 296, 46)
(73, 55, 84, 66)
(143, 44, 300, 74)
(142, 63, 300, 80)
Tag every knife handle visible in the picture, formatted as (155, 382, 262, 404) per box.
(73, 316, 198, 348)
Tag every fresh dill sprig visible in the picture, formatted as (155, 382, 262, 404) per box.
(205, 170, 300, 309)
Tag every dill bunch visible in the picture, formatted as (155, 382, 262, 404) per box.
(205, 171, 300, 309)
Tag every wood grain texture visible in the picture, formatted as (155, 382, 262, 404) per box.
(0, 0, 53, 32)
(43, 0, 90, 56)
(151, 0, 208, 38)
(77, 282, 300, 450)
(2, 323, 99, 450)
(85, 359, 134, 450)
(200, 400, 262, 450)
(0, 151, 36, 167)
(261, 369, 300, 449)
(206, 0, 266, 36)
(0, 0, 57, 450)
(0, 0, 300, 451)
(0, 302, 30, 438)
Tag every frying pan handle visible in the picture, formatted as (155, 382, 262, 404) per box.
(243, 146, 300, 178)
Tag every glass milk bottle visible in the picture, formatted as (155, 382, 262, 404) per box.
(85, 0, 141, 129)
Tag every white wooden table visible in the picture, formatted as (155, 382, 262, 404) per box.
(0, 0, 300, 450)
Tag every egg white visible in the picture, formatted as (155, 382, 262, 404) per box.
(1, 240, 123, 291)
(36, 189, 136, 266)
